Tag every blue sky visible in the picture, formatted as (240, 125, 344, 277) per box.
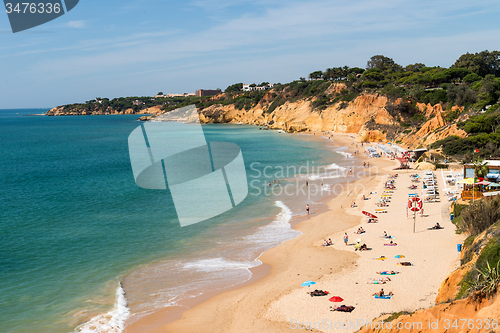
(1, 0, 500, 109)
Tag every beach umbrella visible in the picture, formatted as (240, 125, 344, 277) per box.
(329, 296, 344, 302)
(301, 281, 316, 287)
(394, 255, 405, 259)
(457, 178, 475, 185)
(362, 211, 378, 219)
(475, 181, 491, 186)
(488, 182, 500, 188)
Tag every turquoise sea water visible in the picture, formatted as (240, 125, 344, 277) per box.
(0, 109, 352, 333)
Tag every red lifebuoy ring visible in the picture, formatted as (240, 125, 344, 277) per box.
(408, 197, 423, 211)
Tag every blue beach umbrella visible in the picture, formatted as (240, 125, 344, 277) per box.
(301, 281, 316, 287)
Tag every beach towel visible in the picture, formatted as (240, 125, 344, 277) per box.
(374, 294, 392, 299)
(379, 272, 398, 275)
(384, 244, 397, 246)
(374, 256, 387, 260)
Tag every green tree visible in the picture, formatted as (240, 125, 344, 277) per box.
(447, 84, 477, 107)
(404, 63, 426, 72)
(157, 92, 163, 96)
(452, 50, 500, 77)
(366, 55, 402, 72)
(309, 71, 323, 80)
(225, 83, 243, 93)
(472, 158, 489, 179)
(463, 73, 482, 83)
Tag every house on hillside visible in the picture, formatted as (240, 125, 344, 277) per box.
(242, 83, 274, 92)
(195, 89, 221, 97)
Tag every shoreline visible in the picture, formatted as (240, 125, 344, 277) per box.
(123, 133, 387, 333)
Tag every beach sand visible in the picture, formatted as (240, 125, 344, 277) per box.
(124, 134, 464, 333)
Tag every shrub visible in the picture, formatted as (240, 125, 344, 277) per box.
(459, 197, 500, 235)
(470, 259, 500, 297)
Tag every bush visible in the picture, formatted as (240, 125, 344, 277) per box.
(459, 196, 500, 235)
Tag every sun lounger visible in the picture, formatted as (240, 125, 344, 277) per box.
(374, 209, 387, 213)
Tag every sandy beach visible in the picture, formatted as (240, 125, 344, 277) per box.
(124, 133, 465, 333)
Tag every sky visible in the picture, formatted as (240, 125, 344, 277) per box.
(1, 0, 500, 109)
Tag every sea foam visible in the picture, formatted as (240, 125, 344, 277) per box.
(243, 201, 300, 246)
(75, 283, 130, 333)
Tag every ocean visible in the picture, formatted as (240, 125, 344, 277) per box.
(0, 109, 356, 333)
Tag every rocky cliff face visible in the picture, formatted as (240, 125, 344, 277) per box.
(198, 92, 467, 149)
(200, 93, 397, 132)
(397, 103, 467, 149)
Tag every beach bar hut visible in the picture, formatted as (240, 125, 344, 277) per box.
(462, 160, 500, 199)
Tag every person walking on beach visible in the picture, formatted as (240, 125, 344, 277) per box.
(343, 233, 348, 245)
(306, 181, 309, 187)
(306, 204, 310, 215)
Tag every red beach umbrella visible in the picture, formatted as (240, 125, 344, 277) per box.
(362, 211, 378, 219)
(329, 296, 344, 302)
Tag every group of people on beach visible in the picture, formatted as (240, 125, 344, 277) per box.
(354, 227, 365, 234)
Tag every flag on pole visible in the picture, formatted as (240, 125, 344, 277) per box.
(473, 149, 479, 154)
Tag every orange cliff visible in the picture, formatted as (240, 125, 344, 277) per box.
(199, 92, 467, 149)
(399, 103, 467, 149)
(199, 93, 396, 133)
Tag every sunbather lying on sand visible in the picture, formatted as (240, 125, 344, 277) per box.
(384, 240, 397, 246)
(377, 270, 398, 275)
(307, 289, 329, 297)
(369, 276, 391, 282)
(397, 261, 413, 266)
(331, 305, 355, 312)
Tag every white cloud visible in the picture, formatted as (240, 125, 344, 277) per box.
(66, 20, 86, 29)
